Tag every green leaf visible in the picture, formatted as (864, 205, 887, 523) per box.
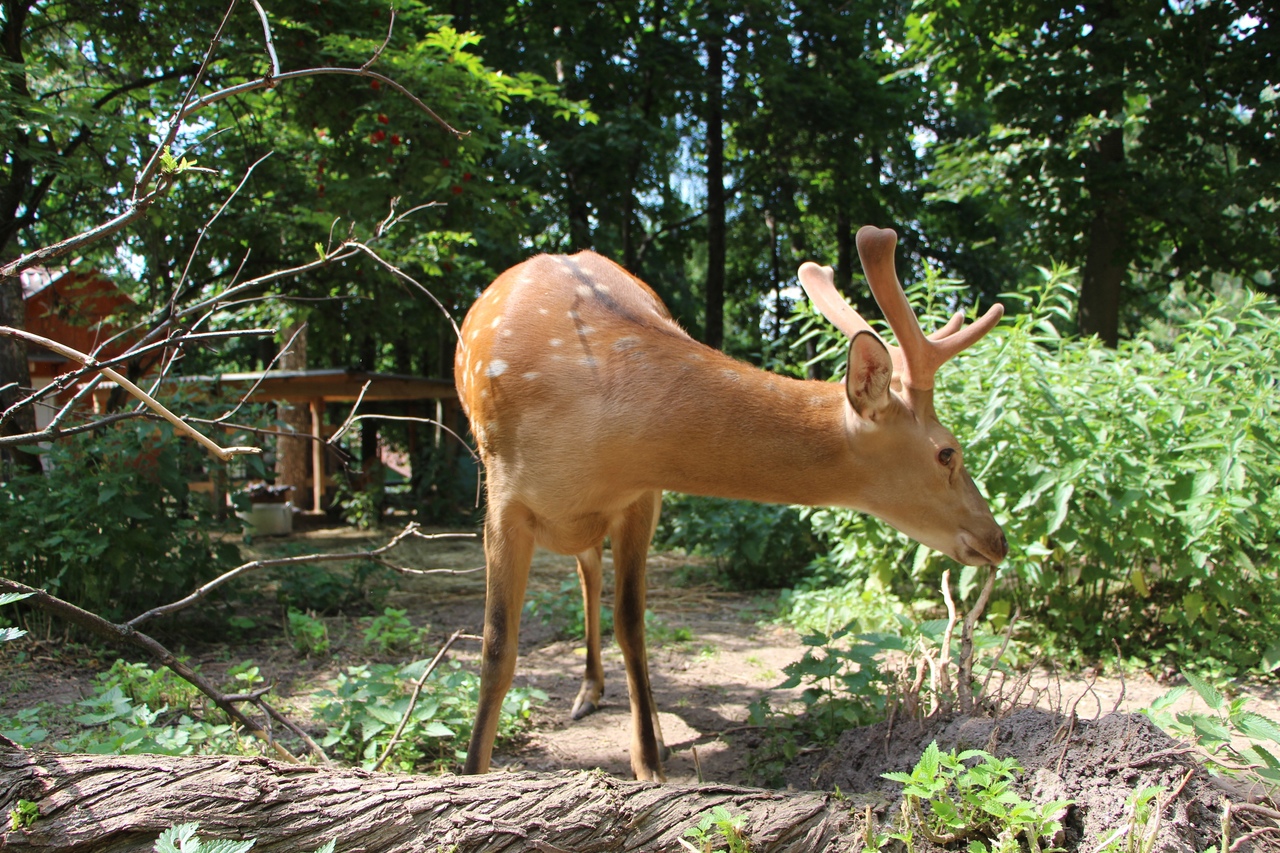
(1181, 671, 1224, 712)
(1233, 712, 1280, 744)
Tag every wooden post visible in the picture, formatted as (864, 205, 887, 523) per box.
(309, 397, 325, 514)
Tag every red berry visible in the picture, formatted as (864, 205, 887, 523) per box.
(462, 172, 473, 181)
(451, 185, 463, 195)
(370, 80, 381, 90)
(370, 129, 386, 143)
(390, 134, 401, 146)
(378, 114, 389, 124)
(440, 158, 450, 167)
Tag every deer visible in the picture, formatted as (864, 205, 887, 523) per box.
(454, 225, 1007, 782)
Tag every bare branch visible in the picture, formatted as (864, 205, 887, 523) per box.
(248, 0, 281, 79)
(127, 523, 477, 626)
(0, 326, 260, 461)
(362, 7, 397, 71)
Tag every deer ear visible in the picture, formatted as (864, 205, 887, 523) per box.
(845, 331, 893, 419)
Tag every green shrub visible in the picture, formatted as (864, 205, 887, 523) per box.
(0, 420, 242, 619)
(794, 264, 1280, 674)
(656, 493, 820, 589)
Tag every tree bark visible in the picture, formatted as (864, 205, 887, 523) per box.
(0, 746, 861, 852)
(703, 4, 726, 351)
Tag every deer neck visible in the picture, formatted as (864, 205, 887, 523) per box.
(630, 349, 876, 508)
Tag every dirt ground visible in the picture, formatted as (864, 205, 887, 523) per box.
(5, 521, 1280, 849)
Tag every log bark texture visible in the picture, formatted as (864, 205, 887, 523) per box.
(0, 746, 859, 852)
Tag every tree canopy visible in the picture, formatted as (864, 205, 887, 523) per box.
(1, 0, 1275, 400)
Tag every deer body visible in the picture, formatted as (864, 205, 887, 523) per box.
(456, 229, 1007, 781)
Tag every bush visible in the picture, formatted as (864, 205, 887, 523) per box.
(0, 420, 242, 619)
(655, 493, 820, 589)
(794, 265, 1280, 675)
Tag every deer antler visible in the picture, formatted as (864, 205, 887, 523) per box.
(800, 227, 1003, 412)
(856, 226, 1003, 396)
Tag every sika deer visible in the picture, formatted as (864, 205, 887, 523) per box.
(455, 225, 1006, 781)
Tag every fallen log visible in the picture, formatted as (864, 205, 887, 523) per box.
(0, 745, 860, 852)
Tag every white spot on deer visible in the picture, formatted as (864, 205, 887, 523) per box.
(549, 338, 563, 347)
(581, 356, 598, 369)
(490, 316, 503, 329)
(578, 325, 595, 336)
(522, 371, 540, 381)
(722, 369, 741, 382)
(538, 307, 549, 315)
(568, 310, 580, 321)
(577, 284, 593, 298)
(612, 336, 640, 351)
(486, 359, 508, 378)
(473, 360, 484, 375)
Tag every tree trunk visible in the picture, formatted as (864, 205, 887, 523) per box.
(0, 746, 861, 852)
(703, 5, 726, 351)
(1078, 125, 1126, 347)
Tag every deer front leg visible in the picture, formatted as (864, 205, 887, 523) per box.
(611, 490, 666, 781)
(571, 544, 606, 719)
(463, 500, 535, 775)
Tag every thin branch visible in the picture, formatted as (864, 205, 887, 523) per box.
(346, 241, 461, 338)
(939, 568, 956, 705)
(361, 7, 397, 71)
(127, 523, 476, 626)
(0, 326, 260, 461)
(333, 413, 478, 462)
(327, 380, 374, 446)
(248, 0, 281, 79)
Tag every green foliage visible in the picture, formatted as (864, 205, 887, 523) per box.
(798, 265, 1280, 673)
(882, 741, 1071, 851)
(656, 494, 820, 589)
(271, 557, 394, 615)
(286, 608, 330, 657)
(315, 656, 545, 772)
(780, 625, 887, 742)
(153, 823, 255, 853)
(58, 683, 249, 757)
(362, 607, 427, 654)
(1142, 671, 1280, 792)
(152, 822, 335, 853)
(0, 592, 31, 644)
(0, 421, 241, 619)
(8, 799, 38, 831)
(1092, 786, 1167, 853)
(682, 806, 750, 853)
(524, 577, 613, 642)
(332, 469, 385, 531)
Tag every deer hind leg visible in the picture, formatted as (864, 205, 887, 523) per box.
(571, 543, 606, 720)
(611, 490, 667, 781)
(462, 498, 535, 775)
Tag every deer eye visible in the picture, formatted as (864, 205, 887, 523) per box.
(938, 448, 956, 466)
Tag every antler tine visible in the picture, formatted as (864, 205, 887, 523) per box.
(856, 225, 1004, 395)
(796, 262, 877, 340)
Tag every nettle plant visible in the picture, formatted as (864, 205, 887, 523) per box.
(799, 265, 1280, 673)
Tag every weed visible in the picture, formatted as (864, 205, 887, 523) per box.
(287, 608, 330, 657)
(1, 591, 31, 644)
(682, 805, 750, 852)
(153, 822, 334, 853)
(1142, 669, 1280, 792)
(315, 655, 545, 772)
(8, 799, 38, 831)
(363, 607, 428, 654)
(1092, 785, 1166, 853)
(882, 740, 1071, 851)
(525, 576, 613, 641)
(0, 706, 47, 746)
